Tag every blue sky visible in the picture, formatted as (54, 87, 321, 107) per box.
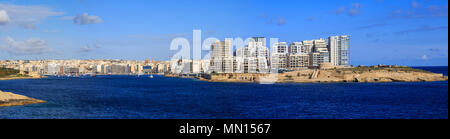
(0, 0, 448, 66)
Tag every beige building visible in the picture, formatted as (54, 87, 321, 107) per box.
(288, 54, 309, 70)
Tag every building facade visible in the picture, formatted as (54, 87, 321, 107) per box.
(271, 42, 288, 70)
(328, 35, 350, 66)
(210, 40, 233, 73)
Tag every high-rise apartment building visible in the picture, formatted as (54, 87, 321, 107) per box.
(309, 52, 329, 67)
(302, 40, 314, 54)
(288, 54, 309, 70)
(307, 39, 330, 67)
(271, 42, 288, 70)
(313, 39, 328, 52)
(210, 40, 233, 73)
(273, 42, 287, 53)
(328, 35, 350, 66)
(288, 42, 301, 54)
(234, 37, 270, 73)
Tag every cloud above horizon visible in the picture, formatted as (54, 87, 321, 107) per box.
(390, 2, 448, 19)
(79, 43, 101, 53)
(1, 36, 52, 55)
(259, 12, 287, 26)
(421, 55, 428, 60)
(395, 25, 448, 35)
(0, 3, 64, 29)
(276, 17, 286, 26)
(0, 10, 10, 25)
(72, 13, 102, 25)
(335, 3, 363, 16)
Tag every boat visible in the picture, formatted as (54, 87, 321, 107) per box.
(149, 75, 154, 78)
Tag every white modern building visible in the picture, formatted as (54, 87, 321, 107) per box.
(210, 40, 233, 73)
(328, 35, 350, 66)
(271, 42, 288, 70)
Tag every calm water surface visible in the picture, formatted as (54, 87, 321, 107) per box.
(0, 66, 447, 119)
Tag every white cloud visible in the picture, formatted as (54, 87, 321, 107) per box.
(259, 12, 287, 26)
(348, 3, 362, 16)
(60, 16, 74, 20)
(2, 36, 52, 55)
(421, 55, 428, 60)
(73, 13, 102, 25)
(276, 17, 286, 26)
(0, 3, 64, 29)
(79, 43, 101, 53)
(390, 4, 448, 19)
(334, 3, 363, 16)
(0, 10, 10, 25)
(80, 45, 93, 52)
(23, 23, 36, 30)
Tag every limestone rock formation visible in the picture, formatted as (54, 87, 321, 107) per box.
(0, 90, 46, 107)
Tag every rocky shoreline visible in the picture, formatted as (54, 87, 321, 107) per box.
(0, 90, 46, 107)
(0, 76, 42, 81)
(174, 66, 449, 83)
(0, 71, 46, 106)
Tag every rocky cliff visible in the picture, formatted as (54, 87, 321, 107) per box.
(0, 90, 46, 107)
(206, 66, 448, 83)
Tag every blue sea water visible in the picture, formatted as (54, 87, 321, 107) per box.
(0, 66, 448, 119)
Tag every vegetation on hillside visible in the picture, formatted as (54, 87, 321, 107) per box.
(0, 68, 28, 78)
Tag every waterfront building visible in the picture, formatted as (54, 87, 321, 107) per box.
(288, 54, 310, 70)
(64, 67, 80, 75)
(109, 64, 131, 75)
(182, 60, 192, 74)
(247, 37, 270, 73)
(46, 63, 60, 75)
(289, 42, 302, 54)
(155, 63, 165, 73)
(191, 60, 201, 74)
(271, 42, 288, 70)
(313, 39, 327, 52)
(302, 40, 314, 54)
(170, 58, 184, 74)
(200, 59, 210, 73)
(273, 42, 288, 53)
(328, 35, 350, 66)
(235, 46, 247, 73)
(309, 52, 329, 67)
(306, 39, 330, 67)
(210, 40, 233, 73)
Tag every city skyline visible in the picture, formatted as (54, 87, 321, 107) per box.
(0, 35, 350, 76)
(0, 0, 448, 66)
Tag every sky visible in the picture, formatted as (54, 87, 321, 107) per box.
(0, 0, 448, 66)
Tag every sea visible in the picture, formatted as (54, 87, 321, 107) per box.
(0, 66, 447, 119)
